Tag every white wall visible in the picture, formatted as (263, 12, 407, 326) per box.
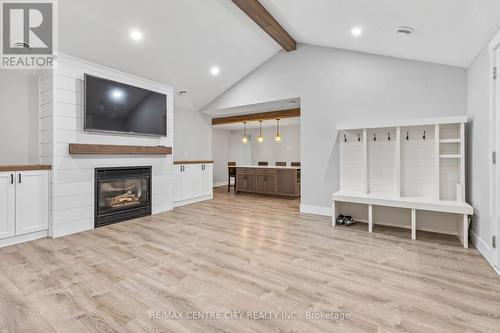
(212, 128, 230, 185)
(173, 106, 212, 161)
(0, 70, 39, 164)
(467, 45, 494, 261)
(205, 44, 467, 210)
(234, 124, 300, 165)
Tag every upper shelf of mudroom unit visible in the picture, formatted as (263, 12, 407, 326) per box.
(336, 116, 468, 131)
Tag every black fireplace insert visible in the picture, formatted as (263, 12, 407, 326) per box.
(94, 166, 152, 228)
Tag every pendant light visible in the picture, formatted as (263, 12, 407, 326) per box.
(257, 120, 264, 143)
(242, 122, 248, 144)
(275, 119, 282, 143)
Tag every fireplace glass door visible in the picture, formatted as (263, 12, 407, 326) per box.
(95, 167, 152, 227)
(98, 177, 149, 214)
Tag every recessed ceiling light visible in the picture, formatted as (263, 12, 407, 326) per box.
(396, 26, 414, 36)
(179, 90, 188, 95)
(210, 66, 220, 76)
(351, 27, 363, 37)
(129, 29, 143, 42)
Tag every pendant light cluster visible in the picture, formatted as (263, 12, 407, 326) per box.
(241, 119, 283, 144)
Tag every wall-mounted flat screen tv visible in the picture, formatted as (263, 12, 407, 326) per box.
(84, 74, 167, 136)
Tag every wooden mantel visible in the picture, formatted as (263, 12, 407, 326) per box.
(69, 144, 172, 155)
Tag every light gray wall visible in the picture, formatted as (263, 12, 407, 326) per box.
(0, 70, 39, 164)
(205, 44, 467, 209)
(212, 125, 300, 185)
(212, 128, 230, 185)
(233, 124, 300, 165)
(173, 106, 212, 161)
(467, 45, 492, 255)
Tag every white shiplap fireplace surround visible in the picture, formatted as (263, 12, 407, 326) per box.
(39, 55, 174, 238)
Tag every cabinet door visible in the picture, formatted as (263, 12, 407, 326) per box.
(181, 166, 191, 200)
(236, 173, 247, 192)
(277, 170, 297, 196)
(201, 165, 213, 196)
(0, 172, 16, 239)
(174, 165, 184, 202)
(15, 171, 49, 235)
(246, 174, 256, 193)
(256, 175, 267, 193)
(266, 174, 277, 194)
(189, 165, 202, 199)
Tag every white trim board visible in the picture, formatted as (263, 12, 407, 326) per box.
(0, 230, 48, 248)
(174, 194, 213, 208)
(470, 229, 500, 275)
(300, 204, 331, 216)
(488, 30, 500, 274)
(337, 116, 468, 131)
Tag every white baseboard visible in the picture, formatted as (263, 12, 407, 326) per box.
(174, 194, 213, 208)
(214, 181, 228, 188)
(0, 230, 48, 248)
(470, 229, 499, 275)
(300, 204, 331, 216)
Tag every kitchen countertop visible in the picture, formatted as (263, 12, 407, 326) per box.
(0, 164, 52, 172)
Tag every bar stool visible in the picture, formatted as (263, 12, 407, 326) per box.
(228, 162, 236, 192)
(258, 161, 268, 166)
(275, 162, 286, 166)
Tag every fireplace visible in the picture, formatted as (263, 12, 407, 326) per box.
(94, 166, 152, 228)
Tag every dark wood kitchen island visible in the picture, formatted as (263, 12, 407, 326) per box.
(235, 166, 300, 197)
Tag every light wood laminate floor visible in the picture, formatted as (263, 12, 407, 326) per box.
(1, 187, 499, 332)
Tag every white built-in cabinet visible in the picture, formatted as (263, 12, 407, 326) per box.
(174, 163, 213, 207)
(0, 170, 49, 244)
(333, 116, 474, 248)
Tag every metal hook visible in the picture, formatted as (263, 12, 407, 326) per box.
(406, 132, 409, 141)
(358, 134, 361, 142)
(374, 133, 376, 141)
(344, 134, 347, 143)
(388, 132, 391, 141)
(423, 131, 426, 140)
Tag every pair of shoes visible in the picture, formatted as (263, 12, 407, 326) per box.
(343, 215, 355, 226)
(335, 214, 355, 226)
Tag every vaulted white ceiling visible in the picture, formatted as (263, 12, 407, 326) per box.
(260, 0, 500, 68)
(59, 0, 281, 111)
(59, 0, 500, 113)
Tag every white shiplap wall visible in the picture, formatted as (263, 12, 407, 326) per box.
(400, 125, 436, 198)
(339, 130, 364, 193)
(40, 55, 174, 237)
(367, 128, 397, 195)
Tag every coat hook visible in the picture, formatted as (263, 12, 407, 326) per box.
(374, 132, 376, 141)
(344, 134, 347, 143)
(358, 133, 361, 142)
(406, 132, 409, 141)
(388, 132, 391, 141)
(423, 131, 426, 140)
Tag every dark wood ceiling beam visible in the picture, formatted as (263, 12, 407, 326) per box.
(232, 0, 296, 52)
(212, 108, 300, 125)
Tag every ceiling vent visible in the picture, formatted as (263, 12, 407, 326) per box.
(395, 26, 414, 36)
